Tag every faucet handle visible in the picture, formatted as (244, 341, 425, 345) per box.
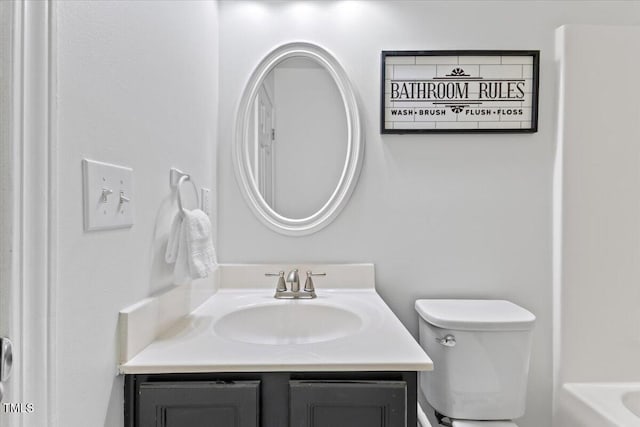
(265, 271, 287, 292)
(304, 271, 325, 293)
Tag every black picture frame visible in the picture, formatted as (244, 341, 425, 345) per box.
(380, 50, 540, 134)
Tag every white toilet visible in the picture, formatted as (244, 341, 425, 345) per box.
(415, 299, 535, 427)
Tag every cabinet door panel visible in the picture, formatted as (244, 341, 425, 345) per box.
(138, 381, 259, 427)
(289, 381, 406, 427)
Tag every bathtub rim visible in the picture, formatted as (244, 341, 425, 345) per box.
(560, 382, 640, 427)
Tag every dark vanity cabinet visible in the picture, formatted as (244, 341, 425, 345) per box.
(125, 372, 416, 427)
(136, 381, 260, 427)
(289, 380, 407, 427)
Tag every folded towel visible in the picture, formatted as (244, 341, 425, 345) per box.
(165, 209, 217, 284)
(183, 209, 217, 278)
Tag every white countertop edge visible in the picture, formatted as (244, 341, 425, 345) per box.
(120, 362, 433, 375)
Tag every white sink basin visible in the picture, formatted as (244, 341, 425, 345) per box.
(214, 302, 363, 345)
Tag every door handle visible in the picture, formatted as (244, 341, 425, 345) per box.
(0, 337, 13, 401)
(1, 337, 13, 381)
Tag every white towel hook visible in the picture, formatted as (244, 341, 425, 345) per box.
(170, 168, 199, 215)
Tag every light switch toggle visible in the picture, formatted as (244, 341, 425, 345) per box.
(119, 191, 130, 205)
(101, 188, 113, 203)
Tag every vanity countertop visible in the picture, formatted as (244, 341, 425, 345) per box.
(118, 264, 433, 374)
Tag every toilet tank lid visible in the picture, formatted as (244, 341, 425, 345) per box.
(415, 299, 535, 331)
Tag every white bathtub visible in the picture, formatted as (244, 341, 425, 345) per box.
(558, 383, 640, 426)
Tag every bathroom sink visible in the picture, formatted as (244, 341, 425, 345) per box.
(119, 264, 434, 374)
(214, 302, 363, 345)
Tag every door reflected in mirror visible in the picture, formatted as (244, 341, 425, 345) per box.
(249, 57, 347, 220)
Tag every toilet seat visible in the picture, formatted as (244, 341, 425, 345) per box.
(451, 420, 518, 427)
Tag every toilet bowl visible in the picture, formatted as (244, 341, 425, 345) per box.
(415, 299, 535, 427)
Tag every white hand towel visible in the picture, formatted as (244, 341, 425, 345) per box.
(182, 209, 217, 279)
(165, 209, 217, 284)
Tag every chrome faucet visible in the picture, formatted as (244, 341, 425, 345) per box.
(265, 269, 325, 299)
(287, 269, 300, 292)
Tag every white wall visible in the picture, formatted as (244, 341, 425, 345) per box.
(555, 24, 640, 388)
(217, 2, 640, 427)
(55, 1, 218, 425)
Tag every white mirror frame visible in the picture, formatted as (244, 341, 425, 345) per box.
(233, 42, 364, 236)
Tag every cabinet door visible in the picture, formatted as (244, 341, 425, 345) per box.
(289, 381, 406, 427)
(138, 381, 259, 427)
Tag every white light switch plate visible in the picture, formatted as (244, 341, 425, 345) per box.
(82, 159, 134, 231)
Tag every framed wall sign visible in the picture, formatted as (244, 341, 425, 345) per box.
(381, 50, 539, 134)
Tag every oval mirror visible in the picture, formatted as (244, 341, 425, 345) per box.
(233, 42, 363, 236)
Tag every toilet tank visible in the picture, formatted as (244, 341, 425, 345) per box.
(415, 299, 535, 421)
